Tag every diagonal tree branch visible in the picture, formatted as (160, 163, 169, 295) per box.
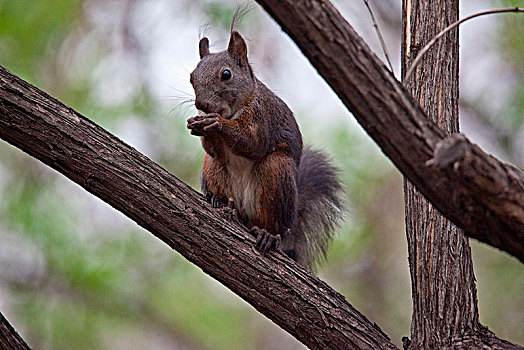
(0, 312, 30, 350)
(254, 0, 524, 262)
(0, 65, 397, 349)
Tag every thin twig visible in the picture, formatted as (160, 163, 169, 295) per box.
(362, 0, 394, 74)
(404, 7, 524, 83)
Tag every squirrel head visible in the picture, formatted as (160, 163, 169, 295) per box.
(190, 31, 256, 119)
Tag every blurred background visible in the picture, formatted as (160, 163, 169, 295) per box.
(0, 0, 522, 348)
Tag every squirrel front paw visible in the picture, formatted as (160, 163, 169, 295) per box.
(187, 113, 223, 136)
(251, 226, 281, 255)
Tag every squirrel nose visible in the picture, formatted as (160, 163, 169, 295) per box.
(195, 98, 210, 113)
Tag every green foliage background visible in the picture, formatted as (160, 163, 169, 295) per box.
(0, 1, 522, 349)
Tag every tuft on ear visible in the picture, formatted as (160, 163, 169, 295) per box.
(227, 31, 248, 66)
(199, 37, 210, 59)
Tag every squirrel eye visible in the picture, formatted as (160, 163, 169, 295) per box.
(221, 69, 232, 81)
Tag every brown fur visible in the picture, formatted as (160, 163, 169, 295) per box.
(188, 31, 344, 270)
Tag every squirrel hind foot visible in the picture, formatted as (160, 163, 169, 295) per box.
(206, 193, 229, 208)
(251, 226, 281, 255)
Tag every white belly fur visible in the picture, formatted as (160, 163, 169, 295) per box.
(224, 149, 257, 219)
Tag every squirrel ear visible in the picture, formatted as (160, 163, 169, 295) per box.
(199, 37, 210, 59)
(227, 31, 248, 65)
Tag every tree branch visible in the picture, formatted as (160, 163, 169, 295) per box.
(0, 65, 397, 349)
(254, 0, 524, 262)
(0, 312, 30, 350)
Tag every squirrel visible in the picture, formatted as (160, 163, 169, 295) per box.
(187, 30, 345, 270)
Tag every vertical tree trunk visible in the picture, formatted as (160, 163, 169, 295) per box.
(401, 2, 481, 348)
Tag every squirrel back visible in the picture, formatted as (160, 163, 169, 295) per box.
(188, 30, 345, 270)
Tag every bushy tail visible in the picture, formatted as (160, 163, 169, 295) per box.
(293, 147, 346, 270)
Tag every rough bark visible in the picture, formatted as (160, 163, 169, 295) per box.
(0, 65, 397, 350)
(401, 2, 480, 349)
(0, 312, 30, 350)
(400, 4, 523, 349)
(254, 0, 524, 262)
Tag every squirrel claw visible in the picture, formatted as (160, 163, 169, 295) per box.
(210, 194, 228, 208)
(204, 190, 228, 208)
(187, 114, 222, 136)
(252, 226, 281, 255)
